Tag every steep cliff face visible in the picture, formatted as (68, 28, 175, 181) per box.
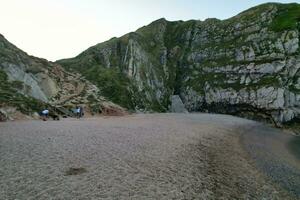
(58, 3, 300, 124)
(58, 19, 174, 111)
(0, 34, 125, 117)
(178, 3, 300, 125)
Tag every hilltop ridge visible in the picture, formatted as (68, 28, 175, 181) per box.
(0, 3, 299, 125)
(58, 3, 300, 125)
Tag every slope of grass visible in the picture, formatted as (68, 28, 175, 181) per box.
(271, 3, 300, 32)
(57, 3, 300, 113)
(83, 66, 135, 109)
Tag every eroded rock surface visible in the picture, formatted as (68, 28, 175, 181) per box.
(170, 95, 188, 113)
(58, 3, 300, 125)
(0, 34, 125, 117)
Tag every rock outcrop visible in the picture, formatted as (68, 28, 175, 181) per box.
(0, 109, 7, 122)
(58, 3, 300, 125)
(0, 34, 125, 117)
(170, 95, 188, 113)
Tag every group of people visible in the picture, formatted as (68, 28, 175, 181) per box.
(40, 105, 84, 121)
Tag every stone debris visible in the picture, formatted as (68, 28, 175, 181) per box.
(170, 95, 188, 113)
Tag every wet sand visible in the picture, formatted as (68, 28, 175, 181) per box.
(0, 114, 299, 199)
(288, 137, 300, 161)
(241, 123, 300, 197)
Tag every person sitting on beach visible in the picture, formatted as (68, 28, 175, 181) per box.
(41, 109, 49, 121)
(50, 112, 60, 121)
(79, 106, 84, 118)
(76, 106, 81, 118)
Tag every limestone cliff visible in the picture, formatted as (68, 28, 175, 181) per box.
(0, 34, 125, 118)
(58, 3, 300, 125)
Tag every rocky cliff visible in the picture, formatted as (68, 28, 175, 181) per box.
(0, 34, 126, 119)
(58, 3, 300, 125)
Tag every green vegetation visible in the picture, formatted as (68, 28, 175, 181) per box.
(186, 72, 282, 93)
(82, 66, 134, 109)
(57, 2, 300, 114)
(185, 72, 227, 94)
(289, 76, 300, 93)
(58, 29, 171, 112)
(253, 76, 281, 88)
(0, 69, 46, 114)
(11, 80, 24, 90)
(289, 85, 300, 93)
(271, 3, 300, 32)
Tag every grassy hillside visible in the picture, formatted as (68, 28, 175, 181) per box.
(271, 3, 300, 31)
(58, 3, 300, 114)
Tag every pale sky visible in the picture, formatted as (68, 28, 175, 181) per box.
(0, 0, 299, 61)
